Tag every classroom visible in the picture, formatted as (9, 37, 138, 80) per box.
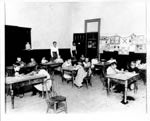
(4, 1, 147, 114)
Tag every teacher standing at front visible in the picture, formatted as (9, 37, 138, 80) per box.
(50, 41, 59, 60)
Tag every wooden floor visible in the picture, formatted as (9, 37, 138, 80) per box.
(5, 74, 146, 114)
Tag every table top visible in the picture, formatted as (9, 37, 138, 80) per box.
(106, 72, 138, 81)
(41, 62, 63, 66)
(62, 66, 77, 71)
(94, 62, 111, 66)
(6, 65, 36, 70)
(6, 74, 46, 84)
(6, 66, 14, 70)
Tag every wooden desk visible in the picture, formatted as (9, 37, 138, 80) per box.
(6, 65, 37, 76)
(6, 74, 46, 109)
(94, 62, 111, 76)
(62, 66, 77, 87)
(40, 62, 63, 77)
(106, 72, 139, 104)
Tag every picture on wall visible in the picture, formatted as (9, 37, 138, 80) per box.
(88, 41, 96, 48)
(135, 44, 146, 53)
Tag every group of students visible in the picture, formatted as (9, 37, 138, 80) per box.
(13, 57, 37, 76)
(62, 56, 92, 88)
(9, 40, 146, 97)
(106, 58, 146, 92)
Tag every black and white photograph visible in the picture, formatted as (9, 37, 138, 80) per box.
(0, 0, 150, 121)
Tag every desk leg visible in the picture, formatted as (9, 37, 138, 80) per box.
(121, 80, 128, 104)
(10, 84, 14, 109)
(72, 72, 74, 87)
(42, 80, 44, 98)
(107, 78, 110, 96)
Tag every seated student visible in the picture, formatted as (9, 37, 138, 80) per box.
(127, 61, 139, 73)
(14, 63, 21, 76)
(83, 57, 91, 73)
(106, 62, 120, 75)
(62, 59, 72, 79)
(83, 58, 91, 68)
(62, 59, 72, 68)
(41, 57, 48, 64)
(91, 57, 99, 69)
(106, 62, 123, 92)
(54, 55, 64, 63)
(74, 61, 87, 88)
(107, 57, 117, 64)
(29, 66, 52, 96)
(14, 57, 25, 67)
(135, 59, 146, 84)
(80, 54, 85, 62)
(135, 59, 141, 68)
(13, 62, 25, 98)
(28, 58, 37, 66)
(127, 61, 139, 90)
(54, 55, 64, 72)
(13, 57, 26, 74)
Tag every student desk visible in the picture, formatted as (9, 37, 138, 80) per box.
(20, 64, 37, 74)
(6, 65, 37, 76)
(94, 62, 111, 76)
(106, 72, 139, 104)
(62, 66, 77, 87)
(40, 62, 63, 78)
(5, 74, 46, 109)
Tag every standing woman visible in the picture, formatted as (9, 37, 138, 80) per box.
(50, 41, 59, 60)
(71, 42, 77, 59)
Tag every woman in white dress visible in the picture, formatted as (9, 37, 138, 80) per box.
(50, 41, 59, 60)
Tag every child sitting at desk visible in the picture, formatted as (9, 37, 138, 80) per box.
(106, 62, 120, 75)
(54, 55, 64, 72)
(106, 62, 123, 92)
(62, 59, 72, 80)
(91, 57, 98, 69)
(74, 61, 87, 88)
(41, 57, 48, 64)
(127, 61, 139, 89)
(80, 54, 85, 62)
(127, 61, 139, 73)
(14, 57, 26, 67)
(28, 58, 37, 66)
(83, 58, 91, 68)
(135, 59, 146, 84)
(62, 59, 72, 68)
(30, 66, 52, 96)
(54, 55, 64, 63)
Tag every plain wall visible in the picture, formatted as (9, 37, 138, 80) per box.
(71, 1, 146, 36)
(5, 1, 146, 49)
(6, 2, 72, 49)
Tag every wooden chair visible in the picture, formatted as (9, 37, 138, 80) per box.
(82, 68, 92, 89)
(45, 79, 67, 113)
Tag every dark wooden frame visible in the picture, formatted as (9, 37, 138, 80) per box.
(85, 18, 101, 59)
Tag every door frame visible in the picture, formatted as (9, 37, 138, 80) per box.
(84, 18, 101, 59)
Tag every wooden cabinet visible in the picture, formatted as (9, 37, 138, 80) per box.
(73, 32, 98, 59)
(85, 32, 98, 59)
(73, 33, 86, 59)
(5, 25, 31, 66)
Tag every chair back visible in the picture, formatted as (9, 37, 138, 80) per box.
(44, 79, 53, 102)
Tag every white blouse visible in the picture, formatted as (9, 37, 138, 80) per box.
(50, 46, 59, 57)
